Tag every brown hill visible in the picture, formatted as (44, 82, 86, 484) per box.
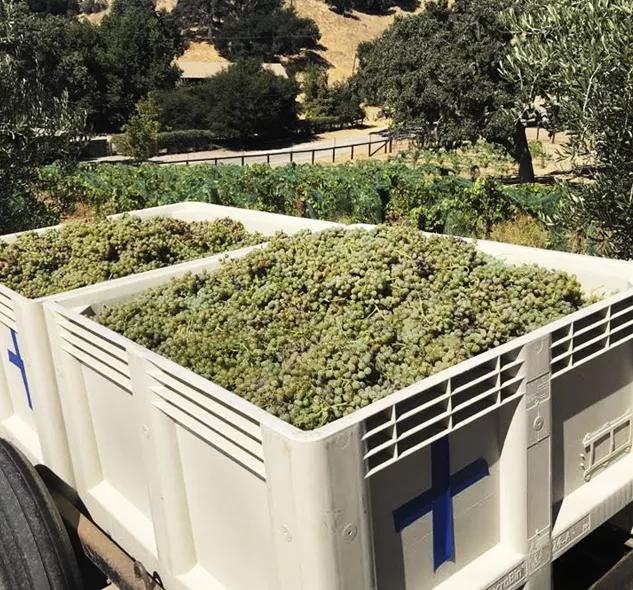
(82, 0, 424, 81)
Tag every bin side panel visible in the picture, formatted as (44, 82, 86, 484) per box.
(0, 293, 41, 463)
(370, 411, 500, 590)
(81, 364, 150, 518)
(176, 423, 275, 590)
(129, 351, 276, 590)
(553, 343, 633, 503)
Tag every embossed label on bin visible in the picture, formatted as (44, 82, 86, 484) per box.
(484, 563, 526, 590)
(526, 374, 549, 409)
(552, 515, 591, 557)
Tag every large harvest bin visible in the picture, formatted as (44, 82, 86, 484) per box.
(43, 225, 633, 590)
(0, 203, 339, 485)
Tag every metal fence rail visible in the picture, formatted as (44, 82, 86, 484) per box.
(153, 137, 400, 167)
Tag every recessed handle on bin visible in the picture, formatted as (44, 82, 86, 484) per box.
(581, 409, 632, 481)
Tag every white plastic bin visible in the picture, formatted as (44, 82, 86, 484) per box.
(0, 203, 339, 485)
(43, 224, 633, 590)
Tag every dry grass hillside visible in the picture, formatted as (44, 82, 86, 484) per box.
(81, 0, 424, 81)
(290, 0, 423, 81)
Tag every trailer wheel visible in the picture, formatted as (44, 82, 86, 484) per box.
(0, 439, 82, 590)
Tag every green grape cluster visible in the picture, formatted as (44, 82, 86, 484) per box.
(0, 216, 265, 298)
(97, 225, 590, 430)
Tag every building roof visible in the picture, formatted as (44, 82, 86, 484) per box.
(177, 60, 288, 79)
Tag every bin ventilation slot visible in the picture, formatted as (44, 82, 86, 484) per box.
(150, 368, 263, 442)
(0, 308, 16, 331)
(60, 318, 128, 363)
(581, 410, 632, 481)
(552, 296, 633, 378)
(363, 345, 525, 477)
(59, 323, 132, 392)
(155, 397, 266, 481)
(148, 365, 266, 478)
(0, 295, 15, 328)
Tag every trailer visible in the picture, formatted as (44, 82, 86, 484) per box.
(2, 204, 633, 590)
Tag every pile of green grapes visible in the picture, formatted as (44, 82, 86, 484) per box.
(0, 216, 265, 298)
(98, 225, 590, 430)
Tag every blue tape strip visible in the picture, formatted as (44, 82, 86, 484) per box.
(393, 488, 434, 533)
(391, 437, 490, 572)
(8, 329, 33, 409)
(431, 437, 452, 571)
(450, 458, 490, 497)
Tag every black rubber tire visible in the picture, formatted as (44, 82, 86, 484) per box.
(0, 439, 83, 590)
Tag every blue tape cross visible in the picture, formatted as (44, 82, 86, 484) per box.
(392, 437, 489, 571)
(8, 329, 33, 409)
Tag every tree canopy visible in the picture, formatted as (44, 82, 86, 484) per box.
(26, 0, 77, 15)
(325, 0, 395, 16)
(2, 0, 185, 133)
(173, 0, 319, 60)
(99, 0, 185, 129)
(302, 66, 364, 126)
(160, 60, 300, 141)
(354, 0, 534, 181)
(503, 0, 633, 258)
(214, 6, 319, 61)
(0, 0, 85, 232)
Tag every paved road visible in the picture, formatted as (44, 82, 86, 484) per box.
(95, 129, 392, 167)
(153, 130, 391, 166)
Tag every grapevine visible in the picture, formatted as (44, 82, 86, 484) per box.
(98, 225, 591, 430)
(0, 216, 265, 298)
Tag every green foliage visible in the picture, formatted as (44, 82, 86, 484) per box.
(78, 0, 106, 12)
(0, 4, 99, 126)
(354, 0, 535, 181)
(171, 0, 224, 42)
(42, 160, 558, 238)
(7, 0, 184, 133)
(503, 0, 633, 259)
(302, 67, 364, 127)
(490, 214, 549, 249)
(405, 139, 515, 176)
(528, 139, 549, 168)
(27, 0, 77, 15)
(0, 0, 86, 233)
(158, 86, 209, 131)
(98, 225, 588, 429)
(0, 215, 264, 297)
(159, 62, 299, 141)
(325, 0, 393, 15)
(156, 129, 216, 153)
(215, 7, 320, 61)
(384, 174, 522, 238)
(302, 66, 331, 119)
(173, 0, 319, 61)
(329, 80, 364, 124)
(117, 95, 161, 160)
(169, 60, 300, 141)
(98, 0, 184, 129)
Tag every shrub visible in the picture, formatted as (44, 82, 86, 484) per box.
(157, 130, 216, 154)
(302, 68, 364, 129)
(79, 0, 106, 12)
(215, 8, 320, 61)
(489, 214, 550, 248)
(39, 161, 563, 233)
(159, 87, 209, 131)
(117, 95, 161, 160)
